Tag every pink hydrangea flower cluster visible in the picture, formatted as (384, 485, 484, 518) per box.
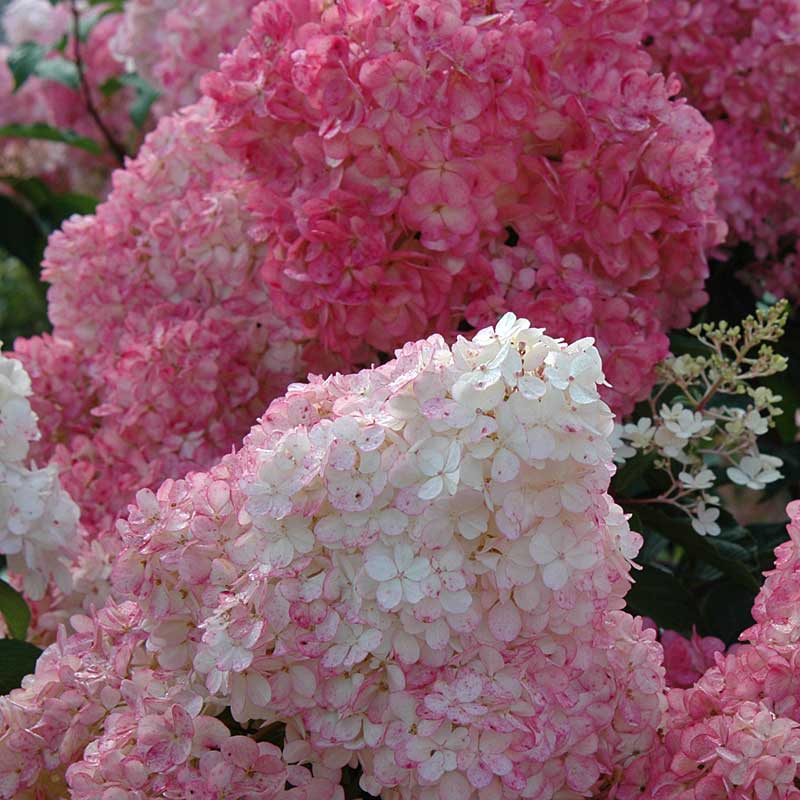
(0, 347, 80, 602)
(0, 315, 668, 800)
(17, 100, 303, 545)
(648, 622, 726, 690)
(627, 500, 800, 799)
(1, 602, 344, 800)
(111, 0, 259, 115)
(0, 2, 137, 194)
(645, 0, 800, 276)
(203, 0, 723, 415)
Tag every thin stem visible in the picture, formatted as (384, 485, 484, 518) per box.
(68, 0, 127, 166)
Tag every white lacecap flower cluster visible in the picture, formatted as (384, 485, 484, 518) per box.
(0, 348, 80, 599)
(612, 400, 782, 536)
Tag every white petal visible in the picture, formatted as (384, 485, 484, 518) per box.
(365, 554, 399, 581)
(566, 540, 598, 570)
(440, 589, 472, 614)
(726, 467, 748, 486)
(417, 475, 444, 500)
(518, 375, 546, 399)
(542, 559, 569, 590)
(530, 533, 559, 565)
(377, 578, 403, 610)
(404, 556, 431, 581)
(417, 447, 445, 477)
(491, 448, 520, 483)
(393, 542, 414, 571)
(488, 601, 522, 643)
(561, 483, 591, 513)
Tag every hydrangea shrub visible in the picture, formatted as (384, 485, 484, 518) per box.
(1, 2, 799, 799)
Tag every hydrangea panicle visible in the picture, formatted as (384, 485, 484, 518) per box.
(1, 315, 667, 799)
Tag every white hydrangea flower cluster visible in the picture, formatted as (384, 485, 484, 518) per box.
(612, 301, 789, 536)
(0, 348, 80, 599)
(105, 314, 664, 799)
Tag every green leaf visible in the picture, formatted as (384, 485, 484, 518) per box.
(34, 57, 80, 90)
(78, 5, 121, 39)
(630, 504, 760, 591)
(78, 13, 99, 41)
(748, 521, 791, 570)
(612, 451, 657, 496)
(100, 75, 124, 97)
(42, 192, 98, 224)
(699, 580, 757, 645)
(0, 122, 103, 155)
(0, 640, 42, 694)
(2, 176, 52, 208)
(668, 331, 710, 358)
(626, 564, 701, 632)
(0, 579, 31, 640)
(0, 249, 49, 343)
(1, 177, 98, 237)
(7, 42, 45, 91)
(763, 374, 800, 444)
(119, 73, 161, 128)
(0, 195, 45, 269)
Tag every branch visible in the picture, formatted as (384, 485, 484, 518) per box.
(68, 0, 127, 166)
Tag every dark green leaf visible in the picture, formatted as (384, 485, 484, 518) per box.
(0, 195, 45, 268)
(748, 521, 791, 571)
(1, 177, 98, 236)
(0, 123, 103, 155)
(78, 13, 99, 40)
(630, 504, 760, 591)
(2, 176, 52, 208)
(750, 522, 791, 554)
(34, 57, 80, 90)
(7, 42, 45, 91)
(612, 451, 658, 496)
(79, 5, 120, 39)
(100, 76, 124, 97)
(639, 529, 669, 563)
(0, 249, 49, 343)
(0, 640, 42, 694)
(626, 564, 701, 632)
(699, 580, 756, 645)
(668, 331, 710, 358)
(120, 73, 161, 128)
(0, 579, 31, 640)
(41, 192, 98, 226)
(763, 374, 800, 445)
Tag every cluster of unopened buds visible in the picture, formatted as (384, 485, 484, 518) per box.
(612, 300, 789, 535)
